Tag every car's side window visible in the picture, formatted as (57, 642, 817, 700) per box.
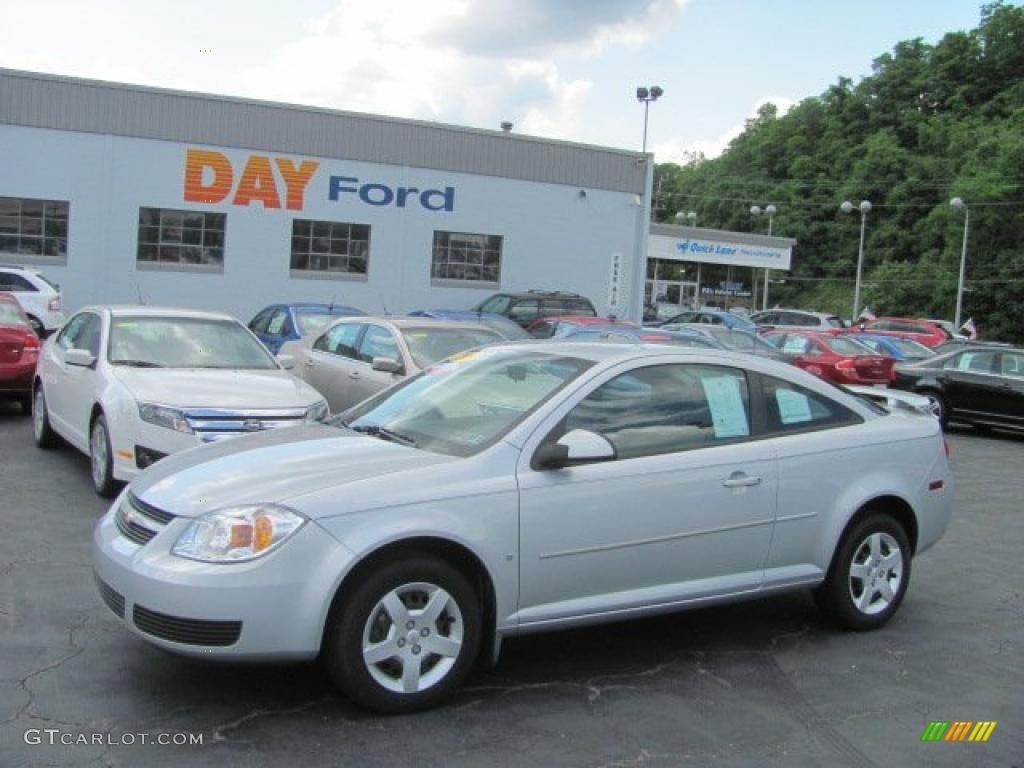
(562, 364, 751, 461)
(945, 351, 997, 373)
(759, 375, 862, 434)
(479, 295, 510, 314)
(56, 313, 89, 351)
(76, 314, 102, 357)
(780, 335, 812, 355)
(358, 325, 400, 363)
(2, 273, 37, 292)
(315, 323, 362, 358)
(266, 309, 289, 336)
(249, 309, 273, 334)
(508, 299, 539, 322)
(1001, 352, 1024, 378)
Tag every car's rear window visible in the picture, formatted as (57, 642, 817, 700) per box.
(0, 303, 27, 326)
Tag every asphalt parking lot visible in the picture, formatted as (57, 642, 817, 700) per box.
(1, 404, 1021, 768)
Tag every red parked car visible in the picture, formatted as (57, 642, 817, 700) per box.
(0, 292, 41, 413)
(854, 318, 951, 348)
(763, 330, 895, 385)
(525, 315, 639, 339)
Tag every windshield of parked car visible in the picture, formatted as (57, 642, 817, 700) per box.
(826, 336, 874, 355)
(338, 348, 593, 457)
(892, 338, 935, 358)
(0, 303, 27, 326)
(108, 316, 278, 369)
(400, 327, 503, 368)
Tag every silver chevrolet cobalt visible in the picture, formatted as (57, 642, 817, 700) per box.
(93, 343, 952, 712)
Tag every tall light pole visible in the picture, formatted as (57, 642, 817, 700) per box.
(751, 204, 776, 310)
(636, 86, 664, 155)
(841, 200, 872, 322)
(950, 197, 969, 328)
(674, 210, 696, 226)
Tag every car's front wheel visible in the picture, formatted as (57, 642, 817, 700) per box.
(815, 513, 911, 631)
(324, 556, 481, 713)
(90, 414, 118, 498)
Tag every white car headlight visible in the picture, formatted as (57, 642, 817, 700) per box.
(138, 403, 192, 434)
(172, 504, 306, 563)
(305, 400, 329, 423)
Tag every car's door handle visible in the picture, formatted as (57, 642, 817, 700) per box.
(722, 472, 761, 488)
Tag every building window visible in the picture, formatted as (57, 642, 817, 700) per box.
(432, 231, 502, 284)
(0, 196, 69, 264)
(290, 219, 369, 279)
(137, 207, 225, 271)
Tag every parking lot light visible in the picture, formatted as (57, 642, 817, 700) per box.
(950, 197, 969, 329)
(841, 200, 872, 323)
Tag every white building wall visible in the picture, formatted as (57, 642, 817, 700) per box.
(1, 124, 644, 322)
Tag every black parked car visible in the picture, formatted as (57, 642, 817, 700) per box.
(472, 290, 597, 328)
(890, 345, 1024, 432)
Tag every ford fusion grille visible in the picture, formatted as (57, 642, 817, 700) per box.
(94, 574, 125, 619)
(132, 604, 242, 646)
(183, 407, 308, 443)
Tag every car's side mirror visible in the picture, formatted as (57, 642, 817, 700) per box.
(65, 348, 96, 367)
(276, 354, 296, 370)
(534, 429, 617, 469)
(371, 356, 403, 374)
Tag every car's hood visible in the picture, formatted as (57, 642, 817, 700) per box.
(111, 367, 322, 409)
(130, 424, 458, 518)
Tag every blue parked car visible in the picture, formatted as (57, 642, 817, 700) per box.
(249, 303, 366, 354)
(406, 309, 532, 340)
(849, 333, 936, 361)
(561, 324, 723, 349)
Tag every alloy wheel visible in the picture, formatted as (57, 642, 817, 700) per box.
(848, 532, 904, 616)
(91, 421, 110, 489)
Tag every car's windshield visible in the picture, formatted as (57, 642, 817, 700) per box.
(892, 338, 935, 358)
(827, 336, 873, 355)
(400, 327, 503, 368)
(108, 316, 278, 369)
(0, 303, 27, 326)
(704, 327, 777, 353)
(338, 348, 593, 457)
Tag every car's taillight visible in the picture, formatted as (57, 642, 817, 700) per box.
(835, 359, 858, 378)
(24, 331, 40, 350)
(48, 297, 60, 311)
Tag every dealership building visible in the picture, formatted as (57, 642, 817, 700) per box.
(0, 68, 793, 322)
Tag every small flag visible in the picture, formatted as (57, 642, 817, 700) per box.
(960, 317, 978, 340)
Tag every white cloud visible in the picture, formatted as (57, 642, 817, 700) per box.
(653, 96, 798, 163)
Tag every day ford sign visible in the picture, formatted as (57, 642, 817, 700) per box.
(647, 231, 792, 270)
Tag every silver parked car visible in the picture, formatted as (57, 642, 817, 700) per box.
(280, 316, 503, 413)
(752, 309, 848, 331)
(93, 343, 952, 712)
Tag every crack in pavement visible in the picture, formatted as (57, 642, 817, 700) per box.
(210, 695, 383, 745)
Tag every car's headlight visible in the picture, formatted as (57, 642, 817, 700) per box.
(305, 400, 329, 422)
(138, 403, 192, 434)
(172, 504, 306, 563)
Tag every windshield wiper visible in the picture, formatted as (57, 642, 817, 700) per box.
(109, 359, 164, 368)
(348, 423, 417, 447)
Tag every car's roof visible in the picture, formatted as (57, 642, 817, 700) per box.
(503, 290, 590, 300)
(330, 315, 505, 332)
(289, 303, 363, 312)
(870, 317, 933, 324)
(85, 305, 241, 321)
(755, 308, 836, 318)
(534, 315, 631, 326)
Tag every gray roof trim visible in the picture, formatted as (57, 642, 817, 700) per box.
(649, 223, 797, 248)
(0, 68, 647, 194)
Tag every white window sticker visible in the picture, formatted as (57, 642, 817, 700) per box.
(776, 389, 813, 424)
(701, 376, 749, 438)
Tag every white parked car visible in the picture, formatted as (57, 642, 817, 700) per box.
(93, 342, 952, 712)
(0, 264, 66, 336)
(33, 307, 328, 496)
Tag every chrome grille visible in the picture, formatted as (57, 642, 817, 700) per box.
(183, 407, 308, 443)
(114, 494, 176, 546)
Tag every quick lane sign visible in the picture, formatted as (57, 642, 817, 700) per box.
(183, 149, 456, 212)
(647, 232, 792, 270)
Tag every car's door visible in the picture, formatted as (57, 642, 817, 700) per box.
(516, 361, 778, 626)
(42, 311, 89, 435)
(350, 324, 405, 404)
(939, 349, 1000, 420)
(993, 351, 1024, 427)
(63, 312, 104, 444)
(304, 322, 365, 412)
(46, 311, 102, 447)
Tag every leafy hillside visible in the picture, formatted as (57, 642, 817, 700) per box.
(654, 2, 1024, 342)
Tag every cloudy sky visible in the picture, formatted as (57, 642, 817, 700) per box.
(0, 0, 983, 161)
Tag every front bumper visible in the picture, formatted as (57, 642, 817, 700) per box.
(92, 493, 356, 659)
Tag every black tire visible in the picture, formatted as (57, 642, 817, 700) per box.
(32, 384, 61, 449)
(89, 413, 118, 498)
(323, 556, 481, 713)
(814, 513, 912, 631)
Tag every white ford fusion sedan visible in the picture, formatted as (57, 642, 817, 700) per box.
(34, 307, 328, 496)
(92, 342, 952, 712)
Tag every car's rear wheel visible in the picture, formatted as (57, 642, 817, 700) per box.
(32, 384, 61, 449)
(90, 414, 118, 498)
(324, 557, 481, 713)
(814, 513, 911, 631)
